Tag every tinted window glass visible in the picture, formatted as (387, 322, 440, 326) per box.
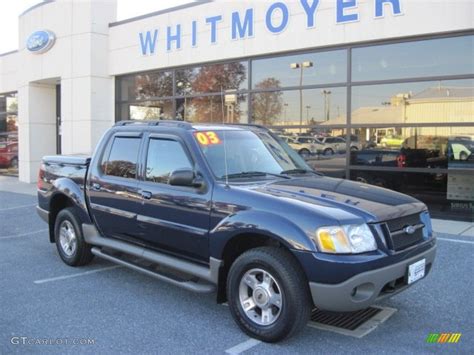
(102, 137, 140, 178)
(252, 50, 347, 89)
(175, 62, 248, 95)
(350, 126, 474, 169)
(251, 87, 346, 126)
(352, 35, 474, 81)
(350, 79, 474, 126)
(119, 71, 173, 101)
(146, 139, 193, 184)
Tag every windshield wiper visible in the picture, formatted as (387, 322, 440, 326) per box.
(280, 168, 322, 176)
(221, 171, 290, 180)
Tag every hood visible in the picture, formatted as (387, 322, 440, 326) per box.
(248, 176, 426, 223)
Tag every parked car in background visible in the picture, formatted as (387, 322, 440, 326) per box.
(380, 135, 404, 148)
(280, 135, 320, 158)
(317, 136, 360, 155)
(0, 133, 18, 168)
(448, 139, 473, 161)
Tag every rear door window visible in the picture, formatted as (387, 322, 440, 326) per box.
(102, 137, 141, 179)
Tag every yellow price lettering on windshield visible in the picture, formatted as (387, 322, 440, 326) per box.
(195, 131, 222, 145)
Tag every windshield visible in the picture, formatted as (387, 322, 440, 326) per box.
(195, 129, 312, 180)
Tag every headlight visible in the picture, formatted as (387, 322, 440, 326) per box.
(313, 224, 377, 254)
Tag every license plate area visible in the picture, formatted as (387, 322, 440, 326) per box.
(407, 259, 426, 284)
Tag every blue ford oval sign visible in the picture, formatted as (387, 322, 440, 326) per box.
(26, 30, 56, 54)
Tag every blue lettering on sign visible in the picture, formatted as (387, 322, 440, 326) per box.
(300, 0, 320, 28)
(232, 9, 254, 39)
(265, 2, 289, 34)
(206, 15, 223, 44)
(336, 0, 359, 23)
(137, 0, 404, 55)
(167, 25, 181, 51)
(375, 0, 402, 17)
(139, 30, 158, 55)
(191, 20, 198, 47)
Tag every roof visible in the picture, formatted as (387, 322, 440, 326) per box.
(410, 86, 474, 100)
(114, 120, 267, 131)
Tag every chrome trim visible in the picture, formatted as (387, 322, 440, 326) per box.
(90, 203, 136, 219)
(391, 223, 425, 236)
(137, 214, 208, 236)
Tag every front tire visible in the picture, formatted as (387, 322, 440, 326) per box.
(298, 148, 310, 159)
(227, 247, 312, 343)
(54, 207, 94, 266)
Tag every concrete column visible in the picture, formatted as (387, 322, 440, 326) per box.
(18, 83, 56, 182)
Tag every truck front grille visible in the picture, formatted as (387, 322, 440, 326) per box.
(383, 213, 425, 251)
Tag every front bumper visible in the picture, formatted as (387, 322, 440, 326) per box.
(309, 244, 437, 312)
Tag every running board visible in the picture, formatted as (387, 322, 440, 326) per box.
(91, 247, 215, 293)
(82, 223, 222, 285)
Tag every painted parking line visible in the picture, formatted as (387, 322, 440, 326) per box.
(0, 228, 48, 240)
(437, 237, 474, 245)
(225, 338, 261, 354)
(0, 203, 37, 211)
(34, 265, 123, 284)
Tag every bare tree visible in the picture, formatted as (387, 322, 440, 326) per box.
(252, 78, 283, 125)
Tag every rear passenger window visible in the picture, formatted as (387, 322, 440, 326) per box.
(102, 137, 140, 179)
(146, 139, 192, 184)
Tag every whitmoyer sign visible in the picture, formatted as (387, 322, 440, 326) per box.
(138, 0, 403, 55)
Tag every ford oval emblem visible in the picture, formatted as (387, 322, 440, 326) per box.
(26, 30, 56, 54)
(403, 225, 416, 235)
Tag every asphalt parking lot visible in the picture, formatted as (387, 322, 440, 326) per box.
(1, 188, 473, 354)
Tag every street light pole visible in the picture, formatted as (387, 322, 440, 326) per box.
(290, 61, 313, 133)
(322, 90, 332, 121)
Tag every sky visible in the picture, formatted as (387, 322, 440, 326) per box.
(0, 0, 194, 54)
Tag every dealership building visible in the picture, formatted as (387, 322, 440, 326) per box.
(0, 0, 473, 220)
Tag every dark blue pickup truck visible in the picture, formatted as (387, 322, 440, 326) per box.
(37, 121, 436, 342)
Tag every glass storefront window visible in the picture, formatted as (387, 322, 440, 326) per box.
(119, 100, 174, 120)
(350, 126, 474, 170)
(175, 61, 248, 96)
(119, 71, 173, 101)
(350, 79, 474, 126)
(251, 87, 346, 126)
(273, 127, 349, 178)
(176, 95, 248, 123)
(352, 35, 474, 82)
(0, 92, 18, 175)
(252, 50, 347, 89)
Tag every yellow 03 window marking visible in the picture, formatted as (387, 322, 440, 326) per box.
(194, 131, 222, 145)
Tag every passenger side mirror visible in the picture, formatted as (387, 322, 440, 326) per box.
(169, 169, 203, 188)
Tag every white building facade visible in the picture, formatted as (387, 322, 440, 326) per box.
(0, 0, 473, 220)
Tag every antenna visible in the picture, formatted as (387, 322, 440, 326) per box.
(220, 86, 229, 187)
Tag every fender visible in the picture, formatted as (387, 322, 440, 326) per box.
(210, 210, 315, 259)
(50, 177, 92, 224)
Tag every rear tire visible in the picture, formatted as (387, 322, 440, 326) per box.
(323, 148, 334, 156)
(54, 207, 94, 266)
(10, 157, 18, 169)
(227, 247, 312, 343)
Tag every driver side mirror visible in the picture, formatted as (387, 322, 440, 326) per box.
(169, 169, 204, 188)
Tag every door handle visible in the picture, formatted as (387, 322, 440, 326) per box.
(141, 191, 152, 200)
(91, 183, 101, 191)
